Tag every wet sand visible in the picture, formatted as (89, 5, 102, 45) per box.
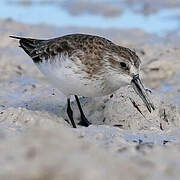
(0, 18, 180, 179)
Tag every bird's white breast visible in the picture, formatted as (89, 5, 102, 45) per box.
(35, 54, 112, 97)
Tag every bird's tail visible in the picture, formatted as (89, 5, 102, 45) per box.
(9, 35, 44, 59)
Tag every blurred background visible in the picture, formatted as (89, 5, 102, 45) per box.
(1, 0, 180, 36)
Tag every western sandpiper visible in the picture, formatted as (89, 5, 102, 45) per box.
(10, 34, 154, 128)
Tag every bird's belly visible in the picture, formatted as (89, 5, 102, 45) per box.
(36, 58, 113, 97)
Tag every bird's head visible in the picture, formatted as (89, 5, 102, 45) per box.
(105, 46, 155, 113)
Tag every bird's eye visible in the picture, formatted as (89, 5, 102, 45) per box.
(120, 62, 127, 68)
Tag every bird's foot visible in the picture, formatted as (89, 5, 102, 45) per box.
(78, 115, 91, 127)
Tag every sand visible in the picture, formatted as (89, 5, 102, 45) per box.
(0, 17, 180, 179)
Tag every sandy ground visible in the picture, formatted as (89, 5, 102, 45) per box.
(0, 18, 180, 179)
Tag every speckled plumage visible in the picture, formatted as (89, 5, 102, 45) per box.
(10, 34, 141, 97)
(16, 34, 140, 66)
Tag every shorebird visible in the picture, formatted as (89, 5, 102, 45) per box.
(10, 34, 154, 128)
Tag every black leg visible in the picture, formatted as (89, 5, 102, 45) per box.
(75, 95, 91, 127)
(67, 98, 76, 128)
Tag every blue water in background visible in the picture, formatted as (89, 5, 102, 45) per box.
(0, 0, 180, 35)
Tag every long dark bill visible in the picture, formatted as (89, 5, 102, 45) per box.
(131, 75, 155, 113)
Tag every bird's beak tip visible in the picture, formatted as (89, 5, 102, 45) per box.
(131, 75, 155, 113)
